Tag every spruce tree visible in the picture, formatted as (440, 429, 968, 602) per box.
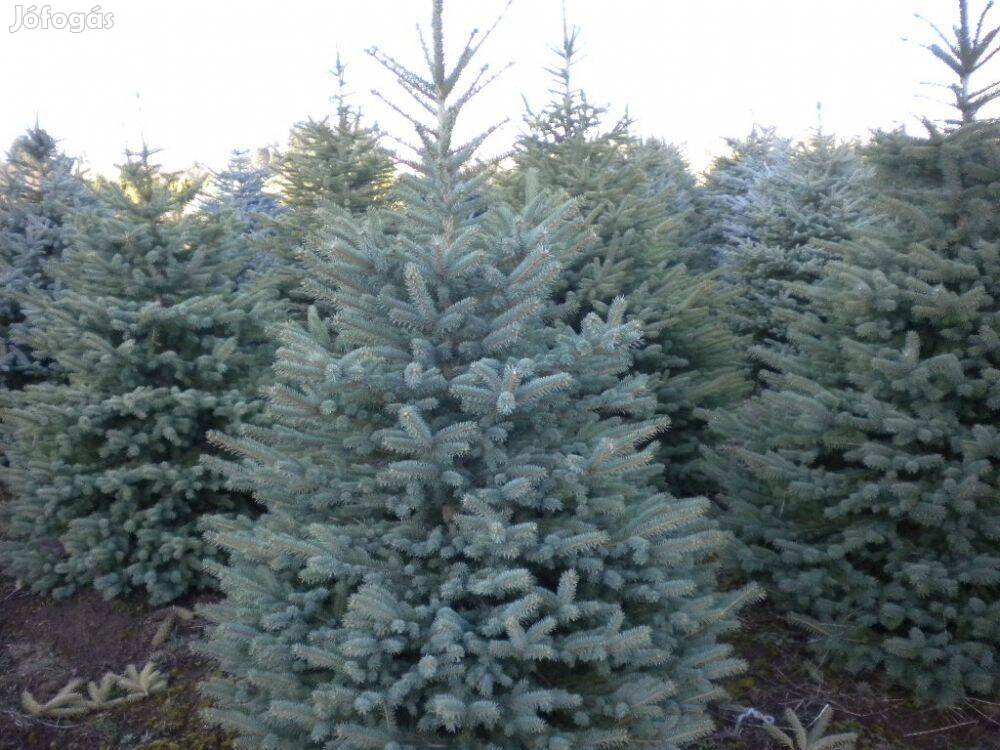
(273, 56, 395, 250)
(265, 58, 396, 313)
(198, 3, 757, 747)
(0, 149, 283, 604)
(634, 138, 704, 268)
(697, 125, 791, 264)
(506, 24, 748, 494)
(727, 128, 875, 362)
(0, 126, 89, 389)
(203, 148, 286, 280)
(703, 0, 1000, 704)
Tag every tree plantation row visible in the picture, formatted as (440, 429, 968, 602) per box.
(0, 1, 997, 747)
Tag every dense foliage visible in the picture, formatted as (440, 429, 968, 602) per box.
(0, 151, 283, 604)
(703, 1, 1000, 703)
(197, 4, 757, 747)
(0, 127, 89, 389)
(263, 58, 396, 312)
(0, 0, 996, 728)
(725, 130, 875, 373)
(272, 57, 395, 249)
(202, 148, 285, 280)
(697, 125, 791, 265)
(506, 26, 749, 494)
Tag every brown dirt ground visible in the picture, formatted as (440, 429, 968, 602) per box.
(703, 608, 1000, 750)
(0, 575, 231, 750)
(1, 577, 998, 749)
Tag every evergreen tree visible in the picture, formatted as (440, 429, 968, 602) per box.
(0, 149, 283, 604)
(697, 125, 791, 264)
(273, 56, 395, 250)
(199, 3, 757, 747)
(634, 138, 704, 267)
(0, 126, 89, 389)
(265, 58, 396, 313)
(506, 24, 748, 494)
(727, 128, 875, 362)
(919, 0, 1000, 124)
(203, 148, 285, 278)
(703, 0, 1000, 704)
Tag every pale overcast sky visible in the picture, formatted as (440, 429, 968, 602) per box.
(0, 0, 980, 176)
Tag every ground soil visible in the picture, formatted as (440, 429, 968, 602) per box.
(1, 577, 998, 749)
(0, 575, 230, 750)
(703, 608, 1000, 750)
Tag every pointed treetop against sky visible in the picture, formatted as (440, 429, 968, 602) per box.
(365, 0, 511, 170)
(520, 15, 627, 147)
(198, 2, 754, 747)
(916, 0, 1000, 124)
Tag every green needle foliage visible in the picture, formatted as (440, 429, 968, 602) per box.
(726, 128, 876, 376)
(198, 3, 758, 747)
(505, 23, 749, 495)
(272, 55, 395, 252)
(263, 56, 396, 314)
(0, 149, 283, 604)
(696, 125, 791, 265)
(703, 0, 1000, 704)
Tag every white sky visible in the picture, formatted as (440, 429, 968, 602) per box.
(0, 0, 984, 177)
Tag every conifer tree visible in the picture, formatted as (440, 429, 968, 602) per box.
(273, 56, 395, 250)
(266, 58, 396, 312)
(0, 126, 89, 389)
(697, 125, 791, 264)
(203, 148, 285, 279)
(703, 0, 1000, 704)
(198, 3, 757, 747)
(0, 149, 283, 604)
(635, 138, 704, 266)
(506, 24, 748, 494)
(727, 128, 875, 361)
(205, 149, 281, 234)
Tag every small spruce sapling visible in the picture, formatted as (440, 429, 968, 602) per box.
(1, 148, 283, 604)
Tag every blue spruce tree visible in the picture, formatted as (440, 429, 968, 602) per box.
(198, 3, 758, 747)
(505, 24, 749, 495)
(697, 125, 791, 265)
(0, 148, 283, 604)
(633, 138, 706, 270)
(203, 148, 285, 279)
(0, 126, 89, 389)
(726, 128, 876, 377)
(703, 0, 1000, 704)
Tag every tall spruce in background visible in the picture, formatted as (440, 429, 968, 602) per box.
(0, 127, 89, 389)
(0, 149, 283, 604)
(198, 3, 757, 747)
(203, 148, 285, 279)
(635, 137, 704, 267)
(266, 57, 396, 311)
(727, 127, 875, 368)
(507, 24, 748, 494)
(273, 55, 395, 249)
(697, 125, 791, 265)
(703, 0, 1000, 704)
